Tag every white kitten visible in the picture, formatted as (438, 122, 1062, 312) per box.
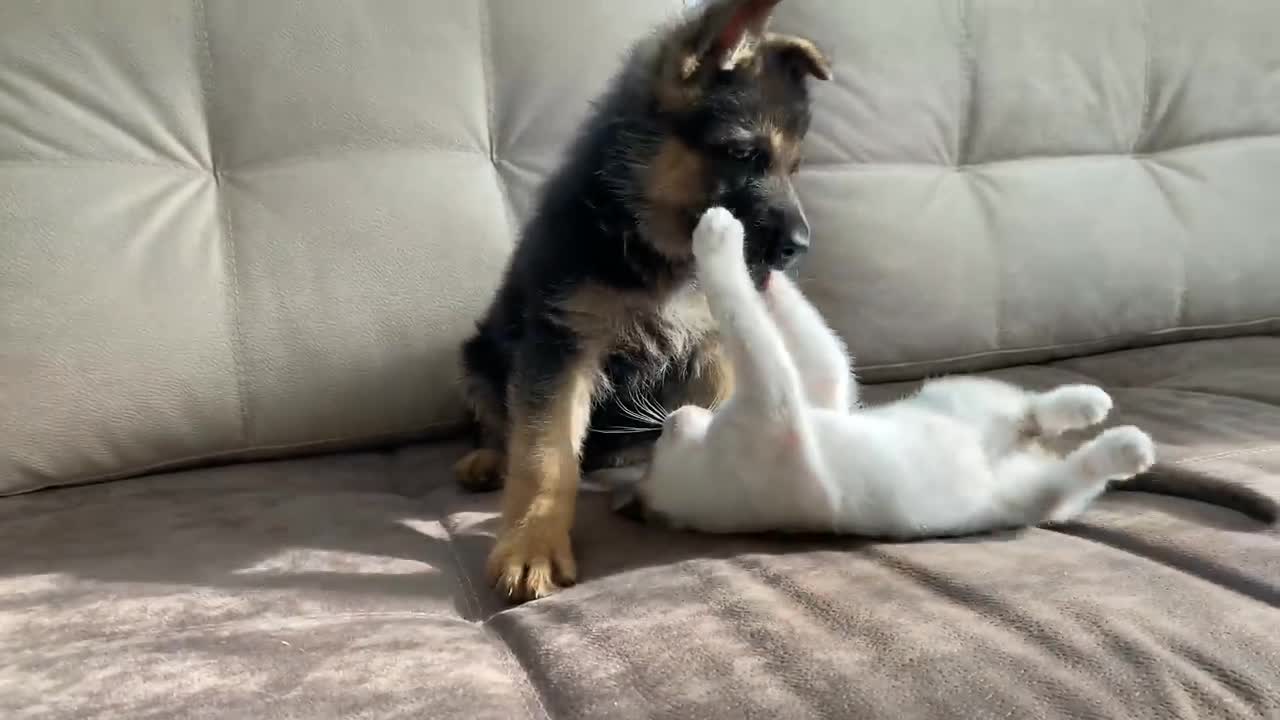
(602, 207, 1156, 539)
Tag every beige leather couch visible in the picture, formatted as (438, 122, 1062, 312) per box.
(3, 2, 1279, 718)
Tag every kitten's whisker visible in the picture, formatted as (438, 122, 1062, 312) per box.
(637, 393, 668, 422)
(650, 397, 670, 418)
(624, 390, 666, 426)
(628, 404, 656, 425)
(617, 400, 662, 427)
(615, 395, 643, 419)
(591, 426, 659, 434)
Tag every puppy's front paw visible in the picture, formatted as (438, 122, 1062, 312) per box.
(693, 207, 745, 261)
(487, 509, 577, 603)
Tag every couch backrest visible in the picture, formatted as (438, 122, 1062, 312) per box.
(0, 1, 684, 494)
(774, 0, 1280, 381)
(3, 1, 1279, 495)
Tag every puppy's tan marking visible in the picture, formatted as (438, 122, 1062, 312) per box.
(642, 138, 711, 259)
(684, 336, 736, 410)
(488, 356, 598, 601)
(646, 138, 707, 210)
(454, 448, 505, 492)
(763, 33, 833, 81)
(765, 125, 803, 174)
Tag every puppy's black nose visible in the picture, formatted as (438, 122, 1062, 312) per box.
(777, 225, 810, 268)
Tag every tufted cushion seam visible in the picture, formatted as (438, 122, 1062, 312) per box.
(438, 499, 551, 720)
(851, 319, 1280, 382)
(1111, 385, 1280, 414)
(194, 0, 249, 444)
(806, 132, 1280, 173)
(0, 421, 464, 499)
(7, 612, 481, 660)
(222, 144, 489, 176)
(9, 132, 1272, 177)
(955, 0, 977, 167)
(0, 158, 202, 171)
(478, 0, 518, 246)
(1132, 0, 1153, 155)
(1176, 445, 1280, 466)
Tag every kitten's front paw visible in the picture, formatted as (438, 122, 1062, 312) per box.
(693, 207, 745, 261)
(1089, 425, 1156, 478)
(1034, 384, 1113, 435)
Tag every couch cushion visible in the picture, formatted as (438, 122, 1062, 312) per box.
(5, 338, 1279, 719)
(480, 337, 1280, 718)
(775, 0, 1280, 382)
(0, 443, 543, 720)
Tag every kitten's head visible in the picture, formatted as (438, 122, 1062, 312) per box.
(612, 405, 714, 526)
(658, 405, 714, 446)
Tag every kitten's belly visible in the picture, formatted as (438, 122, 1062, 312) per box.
(816, 410, 993, 538)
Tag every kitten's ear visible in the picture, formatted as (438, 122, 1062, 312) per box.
(764, 33, 833, 82)
(588, 465, 646, 491)
(612, 490, 648, 523)
(589, 466, 652, 523)
(681, 0, 783, 79)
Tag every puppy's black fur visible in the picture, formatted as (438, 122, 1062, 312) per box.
(456, 0, 831, 602)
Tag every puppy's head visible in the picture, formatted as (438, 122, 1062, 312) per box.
(644, 0, 831, 281)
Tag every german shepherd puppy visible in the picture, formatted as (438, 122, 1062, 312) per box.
(456, 0, 831, 602)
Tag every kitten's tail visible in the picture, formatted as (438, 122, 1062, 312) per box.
(1116, 462, 1279, 525)
(582, 465, 646, 493)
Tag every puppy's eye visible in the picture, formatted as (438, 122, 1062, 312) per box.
(726, 144, 757, 161)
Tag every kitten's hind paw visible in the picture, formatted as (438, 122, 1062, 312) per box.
(1085, 425, 1156, 479)
(1033, 384, 1113, 435)
(693, 207, 745, 261)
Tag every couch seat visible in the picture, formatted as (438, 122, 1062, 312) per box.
(4, 338, 1279, 719)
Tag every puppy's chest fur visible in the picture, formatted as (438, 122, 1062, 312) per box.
(623, 285, 716, 361)
(562, 281, 716, 391)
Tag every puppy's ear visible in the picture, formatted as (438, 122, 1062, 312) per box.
(681, 0, 783, 79)
(764, 33, 833, 82)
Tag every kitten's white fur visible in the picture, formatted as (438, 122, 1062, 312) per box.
(603, 207, 1156, 539)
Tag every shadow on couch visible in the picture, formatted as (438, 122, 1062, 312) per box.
(1, 438, 1273, 626)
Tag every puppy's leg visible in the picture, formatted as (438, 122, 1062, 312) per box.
(454, 446, 506, 494)
(456, 332, 511, 492)
(488, 326, 599, 603)
(454, 392, 506, 493)
(763, 271, 856, 412)
(682, 334, 736, 410)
